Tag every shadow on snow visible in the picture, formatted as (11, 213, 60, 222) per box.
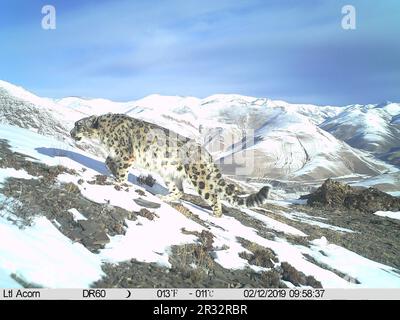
(35, 147, 168, 195)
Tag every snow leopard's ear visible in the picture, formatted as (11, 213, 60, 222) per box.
(91, 116, 99, 129)
(84, 115, 98, 129)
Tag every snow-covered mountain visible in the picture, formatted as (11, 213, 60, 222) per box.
(0, 81, 70, 142)
(321, 102, 400, 166)
(56, 96, 129, 118)
(218, 109, 391, 181)
(122, 93, 343, 138)
(0, 80, 398, 183)
(0, 81, 110, 155)
(103, 92, 395, 181)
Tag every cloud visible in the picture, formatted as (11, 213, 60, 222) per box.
(0, 0, 399, 105)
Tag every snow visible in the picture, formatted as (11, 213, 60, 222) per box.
(53, 219, 62, 228)
(392, 115, 400, 125)
(182, 202, 352, 287)
(278, 211, 354, 233)
(0, 124, 114, 177)
(68, 208, 87, 221)
(0, 213, 104, 288)
(0, 168, 37, 184)
(99, 203, 203, 267)
(0, 124, 77, 167)
(321, 102, 400, 156)
(380, 102, 400, 116)
(351, 174, 396, 188)
(181, 202, 272, 271)
(241, 208, 307, 237)
(373, 211, 400, 220)
(0, 268, 22, 288)
(64, 176, 143, 211)
(57, 171, 204, 267)
(3, 79, 396, 181)
(132, 94, 201, 112)
(0, 80, 56, 109)
(0, 126, 203, 268)
(56, 96, 128, 117)
(307, 237, 400, 288)
(330, 105, 390, 137)
(219, 105, 396, 180)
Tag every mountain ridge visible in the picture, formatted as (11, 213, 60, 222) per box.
(0, 80, 398, 182)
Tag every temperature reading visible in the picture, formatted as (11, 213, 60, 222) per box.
(156, 289, 178, 298)
(195, 289, 214, 298)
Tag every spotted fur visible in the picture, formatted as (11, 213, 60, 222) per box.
(70, 113, 270, 217)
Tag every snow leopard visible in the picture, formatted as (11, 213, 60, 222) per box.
(70, 113, 270, 217)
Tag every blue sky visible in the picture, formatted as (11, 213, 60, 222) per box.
(0, 0, 399, 105)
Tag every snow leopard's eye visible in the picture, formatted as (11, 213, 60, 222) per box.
(76, 122, 84, 129)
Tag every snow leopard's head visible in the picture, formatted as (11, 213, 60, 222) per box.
(70, 115, 99, 141)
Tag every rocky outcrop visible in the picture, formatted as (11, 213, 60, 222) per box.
(302, 179, 400, 213)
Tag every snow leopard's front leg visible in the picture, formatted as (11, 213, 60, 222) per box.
(106, 155, 134, 183)
(160, 178, 184, 202)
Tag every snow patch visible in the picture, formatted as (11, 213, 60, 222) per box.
(307, 237, 400, 287)
(241, 208, 307, 237)
(373, 211, 400, 220)
(279, 211, 354, 233)
(0, 214, 104, 288)
(68, 208, 88, 221)
(99, 204, 204, 267)
(0, 168, 36, 184)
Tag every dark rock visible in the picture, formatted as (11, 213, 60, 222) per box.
(239, 250, 276, 269)
(68, 229, 84, 241)
(79, 220, 101, 235)
(93, 244, 288, 288)
(110, 211, 123, 221)
(181, 228, 214, 251)
(92, 231, 110, 245)
(63, 182, 80, 194)
(88, 175, 113, 186)
(81, 238, 95, 248)
(260, 270, 284, 288)
(303, 178, 400, 213)
(113, 223, 126, 234)
(137, 175, 156, 187)
(135, 189, 146, 196)
(344, 188, 400, 213)
(136, 208, 159, 220)
(305, 275, 324, 288)
(237, 238, 278, 269)
(301, 179, 352, 206)
(280, 262, 322, 288)
(199, 230, 214, 251)
(134, 197, 161, 209)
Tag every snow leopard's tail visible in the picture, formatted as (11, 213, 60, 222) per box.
(203, 162, 271, 208)
(241, 185, 271, 208)
(226, 185, 271, 208)
(217, 179, 271, 208)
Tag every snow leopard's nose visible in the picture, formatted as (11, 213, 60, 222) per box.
(70, 128, 81, 141)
